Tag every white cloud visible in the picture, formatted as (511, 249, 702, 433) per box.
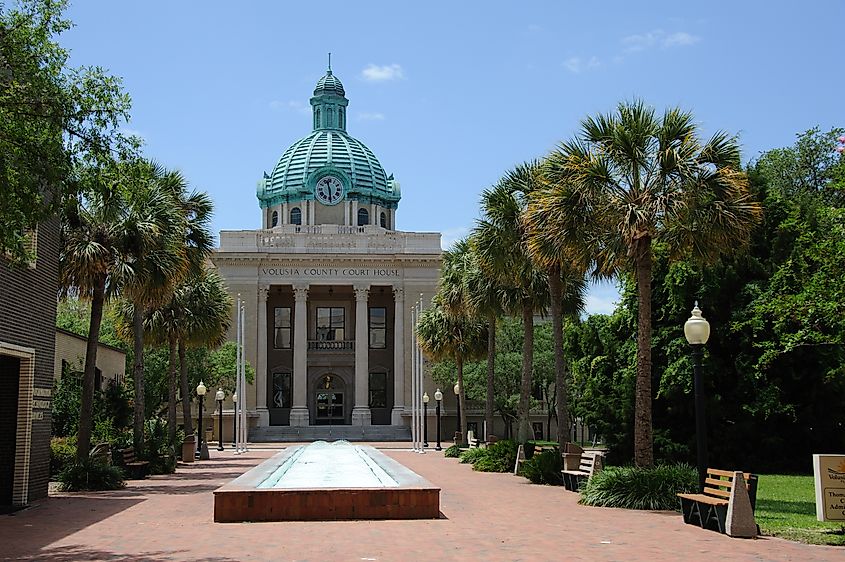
(440, 226, 470, 250)
(269, 100, 309, 114)
(583, 279, 620, 316)
(621, 29, 701, 53)
(357, 112, 386, 121)
(663, 31, 700, 47)
(361, 63, 404, 82)
(119, 128, 146, 142)
(563, 56, 600, 74)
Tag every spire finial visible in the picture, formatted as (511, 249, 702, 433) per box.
(327, 52, 332, 74)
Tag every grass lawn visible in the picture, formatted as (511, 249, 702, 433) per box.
(756, 474, 845, 546)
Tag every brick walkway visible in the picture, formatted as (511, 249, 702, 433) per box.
(1, 447, 840, 561)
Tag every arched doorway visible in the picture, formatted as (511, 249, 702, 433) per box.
(314, 374, 346, 425)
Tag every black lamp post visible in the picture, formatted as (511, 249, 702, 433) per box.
(231, 392, 237, 448)
(434, 388, 443, 451)
(684, 302, 711, 489)
(423, 391, 429, 447)
(453, 382, 461, 441)
(196, 381, 207, 460)
(216, 388, 225, 451)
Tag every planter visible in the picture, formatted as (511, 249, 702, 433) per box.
(181, 435, 196, 463)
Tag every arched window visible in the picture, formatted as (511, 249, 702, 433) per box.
(327, 108, 334, 128)
(339, 108, 345, 129)
(314, 108, 321, 128)
(290, 207, 302, 225)
(271, 210, 278, 227)
(357, 208, 369, 226)
(380, 211, 386, 228)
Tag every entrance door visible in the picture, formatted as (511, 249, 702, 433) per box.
(315, 390, 344, 425)
(313, 373, 346, 425)
(0, 356, 20, 505)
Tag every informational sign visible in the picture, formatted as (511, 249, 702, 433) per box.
(31, 387, 52, 421)
(813, 454, 845, 521)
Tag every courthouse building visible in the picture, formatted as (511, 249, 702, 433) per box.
(212, 66, 442, 439)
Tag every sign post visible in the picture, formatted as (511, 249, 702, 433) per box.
(813, 454, 845, 521)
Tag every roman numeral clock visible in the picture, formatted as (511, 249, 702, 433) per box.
(315, 175, 344, 205)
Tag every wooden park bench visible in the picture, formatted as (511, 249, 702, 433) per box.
(677, 468, 759, 536)
(561, 447, 605, 491)
(513, 443, 558, 475)
(118, 447, 149, 480)
(467, 430, 481, 449)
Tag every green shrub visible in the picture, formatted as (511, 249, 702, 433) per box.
(143, 417, 179, 474)
(471, 440, 519, 473)
(50, 437, 77, 476)
(57, 457, 125, 491)
(579, 463, 698, 511)
(521, 448, 562, 485)
(459, 447, 487, 464)
(444, 444, 464, 458)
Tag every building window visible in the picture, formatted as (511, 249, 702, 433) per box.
(271, 210, 278, 227)
(290, 207, 302, 225)
(468, 422, 479, 438)
(532, 422, 544, 440)
(369, 372, 387, 408)
(316, 307, 345, 341)
(274, 307, 291, 348)
(272, 372, 292, 408)
(339, 107, 345, 129)
(315, 108, 321, 128)
(380, 212, 386, 228)
(369, 307, 386, 349)
(357, 208, 369, 226)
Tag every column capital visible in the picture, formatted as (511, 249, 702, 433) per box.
(392, 286, 405, 301)
(293, 285, 309, 302)
(258, 285, 270, 302)
(354, 285, 369, 302)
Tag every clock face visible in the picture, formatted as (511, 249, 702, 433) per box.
(315, 175, 344, 205)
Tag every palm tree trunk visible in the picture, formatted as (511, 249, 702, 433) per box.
(517, 299, 534, 443)
(132, 300, 145, 456)
(485, 311, 496, 442)
(634, 237, 654, 468)
(77, 275, 106, 462)
(167, 334, 178, 443)
(179, 339, 193, 436)
(457, 355, 467, 446)
(549, 265, 568, 446)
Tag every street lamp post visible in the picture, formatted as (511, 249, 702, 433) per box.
(453, 382, 461, 443)
(231, 392, 238, 448)
(216, 388, 225, 451)
(423, 392, 429, 447)
(434, 388, 443, 451)
(684, 302, 711, 488)
(196, 381, 207, 460)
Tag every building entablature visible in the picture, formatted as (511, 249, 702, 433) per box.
(218, 226, 441, 255)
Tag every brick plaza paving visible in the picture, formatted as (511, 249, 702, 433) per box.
(1, 445, 841, 561)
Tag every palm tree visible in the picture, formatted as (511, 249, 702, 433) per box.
(120, 161, 185, 455)
(60, 161, 177, 461)
(539, 100, 762, 466)
(415, 296, 487, 445)
(176, 270, 232, 437)
(524, 184, 589, 447)
(144, 270, 231, 442)
(474, 162, 550, 442)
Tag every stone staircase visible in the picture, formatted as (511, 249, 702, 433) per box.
(249, 425, 412, 442)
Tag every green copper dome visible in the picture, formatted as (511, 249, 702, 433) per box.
(257, 67, 400, 210)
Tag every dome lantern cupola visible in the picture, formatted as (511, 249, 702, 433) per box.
(311, 53, 348, 132)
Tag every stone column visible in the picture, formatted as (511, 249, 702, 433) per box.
(352, 200, 358, 226)
(282, 202, 288, 225)
(256, 285, 270, 426)
(309, 200, 316, 225)
(352, 285, 371, 426)
(290, 285, 309, 426)
(391, 287, 405, 425)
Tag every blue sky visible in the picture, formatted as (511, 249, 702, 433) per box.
(62, 1, 844, 315)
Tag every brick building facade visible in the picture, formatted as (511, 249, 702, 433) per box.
(0, 219, 59, 506)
